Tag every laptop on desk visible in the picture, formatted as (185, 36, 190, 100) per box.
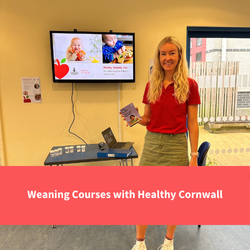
(102, 127, 134, 149)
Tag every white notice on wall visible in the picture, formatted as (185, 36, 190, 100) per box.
(149, 59, 154, 80)
(21, 77, 42, 103)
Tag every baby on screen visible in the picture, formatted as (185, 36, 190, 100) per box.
(102, 34, 125, 63)
(66, 37, 86, 61)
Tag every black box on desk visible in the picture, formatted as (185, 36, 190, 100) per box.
(97, 149, 132, 158)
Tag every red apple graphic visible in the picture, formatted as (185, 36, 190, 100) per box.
(54, 59, 69, 79)
(23, 96, 31, 103)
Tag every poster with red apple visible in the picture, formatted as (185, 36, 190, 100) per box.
(21, 77, 42, 103)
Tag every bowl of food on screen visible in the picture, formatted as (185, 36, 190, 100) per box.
(117, 49, 133, 63)
(124, 49, 133, 60)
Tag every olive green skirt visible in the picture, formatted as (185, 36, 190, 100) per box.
(139, 131, 189, 166)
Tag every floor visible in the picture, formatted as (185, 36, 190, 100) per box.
(193, 127, 250, 166)
(0, 225, 250, 250)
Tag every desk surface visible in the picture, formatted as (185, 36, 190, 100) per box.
(44, 144, 138, 166)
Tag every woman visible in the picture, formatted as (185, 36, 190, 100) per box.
(131, 36, 200, 250)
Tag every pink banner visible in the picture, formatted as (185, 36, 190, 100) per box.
(0, 166, 249, 225)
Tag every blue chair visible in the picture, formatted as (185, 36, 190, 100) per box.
(197, 141, 211, 228)
(197, 141, 211, 166)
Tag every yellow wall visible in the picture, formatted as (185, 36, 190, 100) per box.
(1, 0, 250, 166)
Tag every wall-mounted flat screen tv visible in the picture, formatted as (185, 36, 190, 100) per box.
(50, 31, 135, 83)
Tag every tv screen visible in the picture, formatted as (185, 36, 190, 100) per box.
(50, 31, 135, 83)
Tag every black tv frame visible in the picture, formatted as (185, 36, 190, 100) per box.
(49, 30, 135, 83)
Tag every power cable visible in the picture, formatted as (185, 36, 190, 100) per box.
(68, 83, 88, 145)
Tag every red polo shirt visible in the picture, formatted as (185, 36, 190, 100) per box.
(142, 78, 200, 134)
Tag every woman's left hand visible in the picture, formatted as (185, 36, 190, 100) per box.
(189, 156, 198, 166)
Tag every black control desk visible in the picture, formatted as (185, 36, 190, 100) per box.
(44, 144, 138, 166)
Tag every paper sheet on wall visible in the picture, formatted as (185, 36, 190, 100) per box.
(21, 77, 42, 103)
(149, 59, 154, 80)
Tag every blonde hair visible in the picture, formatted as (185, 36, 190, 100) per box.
(148, 36, 189, 104)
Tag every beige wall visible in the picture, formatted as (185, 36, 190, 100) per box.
(1, 0, 250, 166)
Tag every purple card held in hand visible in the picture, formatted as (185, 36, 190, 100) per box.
(120, 103, 142, 127)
